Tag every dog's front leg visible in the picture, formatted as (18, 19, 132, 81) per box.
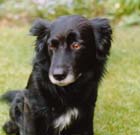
(3, 91, 36, 135)
(22, 96, 36, 135)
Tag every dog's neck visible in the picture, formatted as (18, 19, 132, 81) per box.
(27, 68, 98, 108)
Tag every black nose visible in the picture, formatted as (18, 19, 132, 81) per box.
(53, 68, 67, 81)
(53, 73, 67, 81)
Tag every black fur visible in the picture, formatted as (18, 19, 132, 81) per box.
(1, 90, 20, 103)
(3, 15, 112, 135)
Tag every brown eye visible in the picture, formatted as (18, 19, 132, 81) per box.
(71, 43, 81, 50)
(49, 44, 56, 50)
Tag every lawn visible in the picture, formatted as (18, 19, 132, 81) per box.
(0, 26, 140, 135)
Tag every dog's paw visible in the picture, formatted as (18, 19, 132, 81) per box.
(3, 120, 18, 135)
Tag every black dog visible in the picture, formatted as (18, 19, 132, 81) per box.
(3, 15, 112, 135)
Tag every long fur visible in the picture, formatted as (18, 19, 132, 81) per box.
(3, 15, 112, 135)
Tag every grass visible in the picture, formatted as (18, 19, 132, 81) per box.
(0, 26, 33, 135)
(0, 25, 140, 135)
(95, 27, 140, 135)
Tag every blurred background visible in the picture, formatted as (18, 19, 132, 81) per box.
(0, 0, 140, 25)
(0, 0, 140, 135)
(0, 0, 140, 26)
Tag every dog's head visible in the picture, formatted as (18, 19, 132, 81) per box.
(30, 15, 112, 86)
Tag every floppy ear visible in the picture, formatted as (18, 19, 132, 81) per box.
(30, 19, 50, 52)
(90, 18, 112, 60)
(30, 19, 50, 37)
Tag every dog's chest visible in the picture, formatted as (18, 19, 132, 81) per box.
(53, 108, 79, 132)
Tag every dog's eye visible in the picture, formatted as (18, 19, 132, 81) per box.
(48, 44, 56, 50)
(71, 43, 81, 50)
(48, 39, 59, 50)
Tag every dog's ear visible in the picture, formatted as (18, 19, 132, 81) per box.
(30, 19, 50, 37)
(30, 19, 50, 52)
(90, 18, 112, 60)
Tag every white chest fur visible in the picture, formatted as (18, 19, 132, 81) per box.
(53, 108, 79, 132)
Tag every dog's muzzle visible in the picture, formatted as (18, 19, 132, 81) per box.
(49, 69, 82, 86)
(49, 73, 76, 86)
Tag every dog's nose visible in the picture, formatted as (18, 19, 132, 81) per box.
(53, 74, 67, 81)
(53, 68, 67, 81)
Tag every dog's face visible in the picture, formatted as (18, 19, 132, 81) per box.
(30, 15, 112, 86)
(47, 31, 84, 86)
(47, 16, 96, 86)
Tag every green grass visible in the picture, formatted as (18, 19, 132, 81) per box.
(0, 26, 33, 135)
(95, 27, 140, 135)
(0, 26, 140, 135)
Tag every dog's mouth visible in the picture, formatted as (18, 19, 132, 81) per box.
(49, 73, 82, 86)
